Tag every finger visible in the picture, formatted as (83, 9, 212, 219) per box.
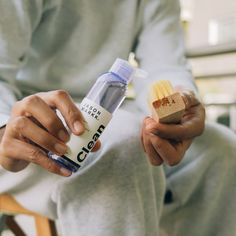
(37, 90, 85, 135)
(150, 136, 178, 166)
(12, 95, 70, 142)
(140, 130, 146, 153)
(142, 126, 163, 166)
(146, 106, 205, 140)
(142, 117, 154, 154)
(0, 153, 30, 172)
(150, 135, 184, 166)
(91, 140, 101, 152)
(141, 117, 151, 153)
(144, 136, 163, 166)
(0, 138, 71, 176)
(181, 91, 200, 109)
(7, 116, 68, 156)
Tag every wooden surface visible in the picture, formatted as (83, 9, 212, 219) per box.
(0, 194, 58, 236)
(150, 93, 186, 124)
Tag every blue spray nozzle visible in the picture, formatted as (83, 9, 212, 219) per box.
(109, 58, 135, 83)
(109, 58, 148, 83)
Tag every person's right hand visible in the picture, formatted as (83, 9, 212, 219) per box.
(0, 90, 100, 177)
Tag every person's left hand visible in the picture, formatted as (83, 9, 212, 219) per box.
(141, 91, 205, 166)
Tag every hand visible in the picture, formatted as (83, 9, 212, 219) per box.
(141, 91, 205, 166)
(0, 90, 101, 176)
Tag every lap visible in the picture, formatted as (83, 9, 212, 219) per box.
(161, 122, 236, 236)
(0, 108, 165, 222)
(1, 109, 235, 235)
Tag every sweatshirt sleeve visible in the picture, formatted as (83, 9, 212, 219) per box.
(0, 0, 43, 127)
(134, 0, 197, 114)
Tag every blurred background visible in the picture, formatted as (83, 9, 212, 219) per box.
(181, 0, 236, 132)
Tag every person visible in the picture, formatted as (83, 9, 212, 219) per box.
(0, 0, 235, 235)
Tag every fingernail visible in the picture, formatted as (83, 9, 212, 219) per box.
(55, 143, 68, 154)
(58, 130, 69, 142)
(60, 167, 72, 177)
(65, 146, 72, 156)
(83, 120, 89, 131)
(73, 121, 84, 133)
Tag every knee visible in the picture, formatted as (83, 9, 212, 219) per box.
(97, 109, 148, 169)
(204, 123, 236, 152)
(190, 122, 236, 167)
(101, 109, 142, 148)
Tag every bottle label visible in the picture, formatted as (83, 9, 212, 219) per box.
(65, 98, 112, 167)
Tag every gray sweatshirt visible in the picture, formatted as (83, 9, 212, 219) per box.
(0, 0, 196, 127)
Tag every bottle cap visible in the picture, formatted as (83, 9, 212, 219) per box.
(109, 58, 135, 83)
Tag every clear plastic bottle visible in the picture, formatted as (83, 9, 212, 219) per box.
(48, 58, 140, 172)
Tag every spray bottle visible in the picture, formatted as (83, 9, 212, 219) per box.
(48, 58, 147, 172)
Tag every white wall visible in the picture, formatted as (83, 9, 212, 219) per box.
(186, 0, 236, 48)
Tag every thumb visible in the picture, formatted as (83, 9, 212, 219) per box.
(181, 91, 200, 110)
